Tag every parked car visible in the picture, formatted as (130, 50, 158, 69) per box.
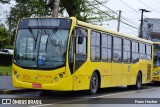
(0, 49, 14, 55)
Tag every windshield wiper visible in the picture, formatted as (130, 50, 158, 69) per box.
(52, 27, 58, 34)
(28, 27, 36, 41)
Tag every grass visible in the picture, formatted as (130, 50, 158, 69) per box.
(0, 65, 12, 76)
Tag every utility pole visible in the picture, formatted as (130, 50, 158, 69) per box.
(139, 9, 151, 38)
(117, 10, 121, 32)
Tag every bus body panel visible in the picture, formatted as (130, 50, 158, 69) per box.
(152, 42, 160, 82)
(12, 17, 153, 92)
(122, 63, 130, 86)
(152, 67, 160, 82)
(13, 64, 73, 91)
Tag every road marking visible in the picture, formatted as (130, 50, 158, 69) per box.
(28, 87, 160, 107)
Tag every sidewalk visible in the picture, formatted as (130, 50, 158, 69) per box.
(0, 76, 27, 94)
(0, 76, 15, 90)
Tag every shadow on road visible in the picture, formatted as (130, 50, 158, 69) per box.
(39, 82, 160, 99)
(143, 82, 160, 87)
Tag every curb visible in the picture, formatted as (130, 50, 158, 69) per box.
(0, 89, 36, 94)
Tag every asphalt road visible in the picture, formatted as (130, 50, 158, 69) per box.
(0, 83, 160, 107)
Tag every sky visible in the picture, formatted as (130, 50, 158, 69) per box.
(104, 0, 160, 36)
(0, 0, 16, 27)
(0, 0, 160, 36)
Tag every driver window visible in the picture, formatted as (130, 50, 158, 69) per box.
(76, 27, 87, 61)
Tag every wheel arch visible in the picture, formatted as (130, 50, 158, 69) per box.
(92, 69, 101, 88)
(138, 70, 142, 79)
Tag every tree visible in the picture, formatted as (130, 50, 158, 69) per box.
(59, 0, 115, 24)
(7, 0, 115, 31)
(0, 0, 10, 4)
(0, 24, 10, 49)
(6, 0, 50, 32)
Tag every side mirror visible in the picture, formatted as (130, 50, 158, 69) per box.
(78, 36, 84, 44)
(76, 28, 84, 44)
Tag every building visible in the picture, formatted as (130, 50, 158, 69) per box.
(142, 18, 160, 42)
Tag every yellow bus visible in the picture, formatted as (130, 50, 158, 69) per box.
(152, 42, 160, 82)
(12, 17, 153, 94)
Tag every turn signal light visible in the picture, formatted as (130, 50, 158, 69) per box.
(59, 74, 63, 78)
(14, 71, 17, 75)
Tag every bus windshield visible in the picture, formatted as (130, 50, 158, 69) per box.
(154, 44, 160, 68)
(14, 18, 71, 69)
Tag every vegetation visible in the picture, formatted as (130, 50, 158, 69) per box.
(7, 0, 115, 36)
(0, 0, 10, 4)
(59, 0, 115, 24)
(0, 65, 12, 76)
(0, 24, 10, 49)
(0, 25, 12, 75)
(6, 0, 49, 35)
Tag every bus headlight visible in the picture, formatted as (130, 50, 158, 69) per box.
(55, 77, 59, 82)
(17, 75, 20, 79)
(153, 70, 160, 76)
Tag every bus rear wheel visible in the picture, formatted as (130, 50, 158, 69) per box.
(89, 72, 99, 94)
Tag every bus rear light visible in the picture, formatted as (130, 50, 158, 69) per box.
(32, 84, 42, 88)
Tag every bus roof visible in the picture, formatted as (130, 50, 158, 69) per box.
(74, 18, 152, 44)
(19, 17, 152, 44)
(153, 42, 160, 45)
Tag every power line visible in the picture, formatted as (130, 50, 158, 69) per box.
(118, 0, 160, 33)
(95, 0, 139, 26)
(137, 0, 160, 15)
(119, 0, 140, 14)
(120, 0, 160, 26)
(104, 0, 160, 36)
(94, 0, 140, 27)
(85, 1, 139, 30)
(113, 2, 135, 14)
(120, 21, 139, 29)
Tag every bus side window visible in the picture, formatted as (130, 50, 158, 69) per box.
(91, 31, 101, 61)
(113, 36, 122, 62)
(146, 44, 152, 60)
(102, 34, 112, 62)
(140, 43, 146, 59)
(123, 39, 131, 63)
(132, 41, 139, 63)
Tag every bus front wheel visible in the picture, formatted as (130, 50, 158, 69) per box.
(127, 72, 142, 89)
(135, 72, 142, 89)
(89, 72, 99, 94)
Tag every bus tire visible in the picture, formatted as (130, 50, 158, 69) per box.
(135, 72, 142, 89)
(89, 72, 99, 94)
(127, 72, 142, 90)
